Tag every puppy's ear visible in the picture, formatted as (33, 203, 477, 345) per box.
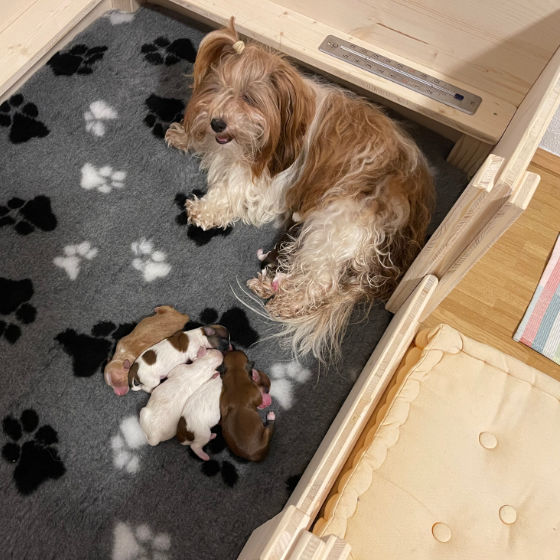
(193, 17, 239, 89)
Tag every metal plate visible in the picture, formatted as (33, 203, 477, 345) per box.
(319, 35, 481, 115)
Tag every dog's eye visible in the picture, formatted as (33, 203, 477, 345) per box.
(241, 93, 256, 106)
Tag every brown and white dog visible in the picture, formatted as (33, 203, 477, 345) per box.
(128, 325, 230, 393)
(219, 350, 274, 462)
(165, 18, 435, 360)
(139, 349, 223, 448)
(104, 305, 189, 396)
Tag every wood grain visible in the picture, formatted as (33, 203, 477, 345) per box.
(424, 148, 560, 381)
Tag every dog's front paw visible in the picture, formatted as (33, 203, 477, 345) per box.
(185, 198, 227, 231)
(165, 122, 189, 151)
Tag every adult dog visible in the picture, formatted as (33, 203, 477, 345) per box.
(165, 18, 434, 360)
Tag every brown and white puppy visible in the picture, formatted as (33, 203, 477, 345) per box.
(219, 350, 274, 462)
(139, 349, 223, 447)
(176, 370, 223, 461)
(128, 325, 229, 393)
(165, 18, 435, 361)
(104, 305, 189, 396)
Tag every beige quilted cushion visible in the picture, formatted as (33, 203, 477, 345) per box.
(314, 324, 560, 559)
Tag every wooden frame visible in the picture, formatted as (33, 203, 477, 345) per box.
(2, 2, 559, 558)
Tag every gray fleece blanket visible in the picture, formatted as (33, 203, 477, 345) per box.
(0, 7, 467, 559)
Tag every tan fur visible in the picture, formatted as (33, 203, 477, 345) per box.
(165, 19, 434, 361)
(219, 351, 274, 462)
(104, 306, 189, 395)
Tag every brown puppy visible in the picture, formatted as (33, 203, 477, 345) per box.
(104, 305, 189, 396)
(220, 350, 275, 462)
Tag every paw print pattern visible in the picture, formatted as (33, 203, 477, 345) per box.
(131, 238, 171, 282)
(186, 307, 259, 348)
(104, 10, 135, 25)
(113, 521, 171, 560)
(141, 36, 197, 66)
(175, 192, 233, 246)
(0, 195, 57, 235)
(144, 94, 184, 138)
(2, 409, 65, 495)
(55, 321, 136, 377)
(0, 277, 37, 344)
(111, 416, 148, 474)
(268, 361, 312, 410)
(47, 44, 108, 76)
(84, 100, 118, 137)
(0, 94, 49, 144)
(53, 241, 98, 280)
(199, 426, 240, 487)
(81, 163, 126, 193)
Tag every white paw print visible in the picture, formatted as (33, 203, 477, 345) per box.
(81, 163, 126, 193)
(111, 416, 148, 474)
(105, 10, 136, 25)
(268, 361, 312, 410)
(131, 238, 171, 282)
(53, 241, 98, 280)
(85, 100, 118, 136)
(113, 521, 170, 560)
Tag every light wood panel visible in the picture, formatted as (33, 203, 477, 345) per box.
(424, 148, 560, 382)
(273, 0, 560, 107)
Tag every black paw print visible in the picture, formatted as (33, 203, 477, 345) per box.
(0, 195, 57, 235)
(186, 307, 259, 348)
(144, 94, 184, 138)
(197, 426, 240, 487)
(2, 409, 65, 495)
(0, 277, 37, 343)
(141, 36, 197, 65)
(0, 94, 50, 144)
(47, 44, 108, 76)
(175, 191, 233, 246)
(55, 321, 136, 377)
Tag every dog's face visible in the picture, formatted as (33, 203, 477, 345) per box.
(183, 19, 314, 177)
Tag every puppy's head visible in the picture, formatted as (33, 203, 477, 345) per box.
(202, 324, 230, 352)
(184, 17, 315, 178)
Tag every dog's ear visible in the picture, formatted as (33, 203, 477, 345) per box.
(252, 65, 314, 178)
(193, 17, 239, 89)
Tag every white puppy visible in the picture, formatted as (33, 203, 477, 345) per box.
(176, 373, 223, 461)
(128, 325, 229, 393)
(139, 349, 224, 446)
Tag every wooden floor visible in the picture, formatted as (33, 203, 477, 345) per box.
(423, 148, 560, 382)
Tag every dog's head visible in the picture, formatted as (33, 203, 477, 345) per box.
(184, 17, 315, 178)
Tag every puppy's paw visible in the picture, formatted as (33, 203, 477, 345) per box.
(164, 122, 188, 150)
(266, 411, 276, 422)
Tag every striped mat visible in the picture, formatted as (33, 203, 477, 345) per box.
(515, 234, 560, 364)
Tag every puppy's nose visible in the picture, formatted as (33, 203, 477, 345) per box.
(210, 118, 227, 133)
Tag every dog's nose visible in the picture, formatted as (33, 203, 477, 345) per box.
(210, 118, 227, 133)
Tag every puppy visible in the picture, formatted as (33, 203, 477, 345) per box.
(104, 305, 189, 396)
(176, 371, 223, 461)
(219, 350, 275, 462)
(165, 18, 435, 360)
(139, 349, 223, 446)
(128, 325, 229, 393)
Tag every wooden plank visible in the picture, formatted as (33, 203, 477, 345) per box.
(421, 171, 540, 319)
(493, 45, 560, 190)
(285, 275, 437, 522)
(0, 0, 141, 101)
(149, 0, 516, 143)
(386, 154, 504, 312)
(446, 135, 493, 178)
(273, 0, 560, 108)
(424, 150, 560, 380)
